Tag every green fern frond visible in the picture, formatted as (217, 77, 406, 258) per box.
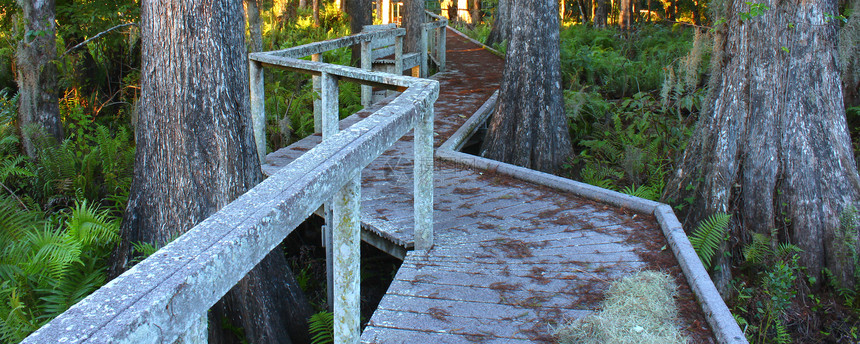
(689, 213, 731, 269)
(308, 310, 334, 344)
(36, 258, 106, 320)
(743, 232, 773, 265)
(0, 155, 34, 183)
(65, 201, 121, 252)
(131, 241, 159, 263)
(24, 225, 83, 281)
(0, 195, 42, 241)
(621, 184, 659, 201)
(0, 283, 39, 343)
(773, 318, 791, 344)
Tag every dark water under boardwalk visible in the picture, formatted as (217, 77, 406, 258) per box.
(264, 28, 714, 343)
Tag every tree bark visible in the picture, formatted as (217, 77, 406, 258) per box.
(839, 0, 860, 108)
(618, 0, 632, 30)
(470, 0, 482, 25)
(313, 0, 320, 27)
(246, 0, 264, 52)
(663, 0, 860, 290)
(486, 0, 511, 46)
(592, 0, 608, 27)
(347, 0, 372, 64)
(403, 0, 425, 53)
(110, 0, 313, 343)
(481, 0, 572, 173)
(15, 0, 62, 158)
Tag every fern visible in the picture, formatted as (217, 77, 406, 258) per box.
(621, 184, 660, 201)
(689, 213, 731, 269)
(308, 310, 334, 344)
(65, 200, 120, 251)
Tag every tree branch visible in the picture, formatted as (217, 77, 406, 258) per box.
(61, 22, 138, 59)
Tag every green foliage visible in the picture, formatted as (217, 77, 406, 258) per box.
(308, 310, 334, 344)
(689, 213, 731, 269)
(739, 2, 770, 21)
(560, 24, 707, 99)
(0, 199, 120, 343)
(261, 3, 361, 150)
(565, 92, 692, 200)
(824, 206, 860, 309)
(729, 229, 803, 344)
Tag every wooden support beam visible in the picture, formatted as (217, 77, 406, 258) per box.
(333, 173, 361, 343)
(361, 39, 372, 107)
(312, 53, 323, 133)
(249, 60, 266, 164)
(419, 27, 428, 78)
(321, 71, 339, 309)
(437, 27, 446, 72)
(414, 106, 434, 250)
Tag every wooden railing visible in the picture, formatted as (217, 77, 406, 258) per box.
(423, 10, 447, 75)
(22, 26, 440, 344)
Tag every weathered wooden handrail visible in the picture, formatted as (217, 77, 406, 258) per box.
(422, 10, 447, 76)
(23, 28, 438, 344)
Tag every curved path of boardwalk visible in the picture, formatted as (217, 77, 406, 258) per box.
(264, 29, 713, 343)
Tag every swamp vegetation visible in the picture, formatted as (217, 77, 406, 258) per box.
(0, 0, 858, 342)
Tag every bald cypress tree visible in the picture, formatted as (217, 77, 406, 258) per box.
(110, 0, 312, 342)
(481, 0, 572, 172)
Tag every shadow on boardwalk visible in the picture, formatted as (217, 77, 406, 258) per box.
(264, 28, 714, 343)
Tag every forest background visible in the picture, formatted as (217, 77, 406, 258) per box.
(0, 0, 858, 342)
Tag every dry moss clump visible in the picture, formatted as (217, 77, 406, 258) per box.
(553, 270, 689, 344)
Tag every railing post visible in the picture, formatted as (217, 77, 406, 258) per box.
(321, 72, 339, 309)
(419, 26, 428, 78)
(312, 53, 323, 133)
(333, 172, 361, 344)
(249, 60, 266, 164)
(414, 105, 434, 250)
(395, 34, 403, 74)
(360, 39, 372, 107)
(177, 315, 207, 344)
(438, 24, 446, 72)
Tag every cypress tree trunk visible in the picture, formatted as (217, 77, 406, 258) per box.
(839, 0, 860, 108)
(110, 0, 313, 342)
(486, 0, 511, 46)
(403, 0, 425, 53)
(246, 0, 264, 52)
(15, 0, 62, 157)
(347, 0, 372, 64)
(592, 0, 608, 27)
(663, 0, 860, 291)
(481, 0, 572, 173)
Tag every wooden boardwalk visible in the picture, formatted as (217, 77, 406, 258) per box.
(264, 29, 711, 343)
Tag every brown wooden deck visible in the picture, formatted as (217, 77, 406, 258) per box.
(264, 29, 712, 343)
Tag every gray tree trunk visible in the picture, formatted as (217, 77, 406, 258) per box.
(110, 0, 313, 343)
(839, 0, 859, 108)
(246, 0, 264, 52)
(592, 0, 608, 27)
(347, 0, 372, 64)
(663, 0, 860, 291)
(403, 0, 425, 53)
(481, 0, 572, 173)
(15, 0, 62, 157)
(486, 0, 511, 46)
